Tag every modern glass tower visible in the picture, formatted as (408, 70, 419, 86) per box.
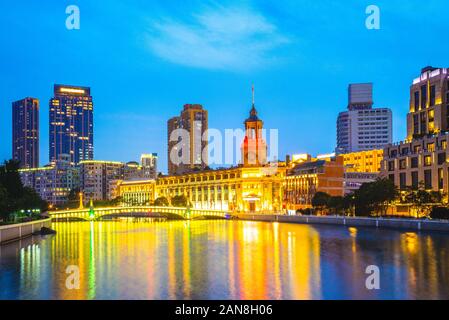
(12, 97, 39, 168)
(49, 85, 94, 165)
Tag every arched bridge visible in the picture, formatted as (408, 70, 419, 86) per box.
(48, 206, 230, 221)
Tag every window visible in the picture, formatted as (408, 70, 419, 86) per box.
(424, 155, 432, 166)
(420, 112, 427, 133)
(438, 168, 444, 190)
(389, 174, 395, 182)
(414, 91, 420, 111)
(430, 85, 436, 106)
(388, 161, 395, 172)
(438, 152, 446, 165)
(424, 170, 432, 190)
(427, 143, 435, 152)
(400, 173, 407, 190)
(414, 145, 422, 153)
(411, 157, 419, 168)
(442, 140, 448, 150)
(421, 85, 427, 109)
(413, 114, 419, 134)
(401, 147, 409, 156)
(399, 159, 407, 170)
(428, 110, 435, 122)
(411, 171, 419, 190)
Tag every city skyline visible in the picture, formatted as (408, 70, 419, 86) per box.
(1, 1, 449, 173)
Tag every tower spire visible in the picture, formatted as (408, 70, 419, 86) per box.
(252, 84, 255, 106)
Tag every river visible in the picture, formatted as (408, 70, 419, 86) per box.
(1, 220, 449, 300)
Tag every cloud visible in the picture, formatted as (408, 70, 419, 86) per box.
(144, 5, 288, 71)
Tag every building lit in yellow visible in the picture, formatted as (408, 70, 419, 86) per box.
(284, 156, 345, 210)
(118, 101, 286, 213)
(342, 149, 383, 173)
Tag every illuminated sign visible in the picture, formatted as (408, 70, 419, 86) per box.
(60, 87, 86, 94)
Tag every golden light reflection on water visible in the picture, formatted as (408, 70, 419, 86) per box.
(1, 220, 449, 300)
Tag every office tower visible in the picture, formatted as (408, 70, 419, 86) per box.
(12, 98, 39, 168)
(49, 84, 94, 165)
(407, 66, 449, 140)
(336, 83, 392, 154)
(167, 104, 208, 175)
(141, 153, 158, 179)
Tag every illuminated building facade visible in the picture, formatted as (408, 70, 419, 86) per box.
(79, 158, 158, 201)
(343, 149, 383, 173)
(12, 97, 39, 168)
(406, 66, 449, 140)
(382, 134, 449, 192)
(19, 154, 79, 206)
(284, 156, 345, 210)
(118, 101, 284, 213)
(79, 161, 125, 201)
(382, 67, 449, 194)
(50, 85, 94, 165)
(168, 104, 208, 175)
(341, 149, 382, 194)
(336, 83, 392, 154)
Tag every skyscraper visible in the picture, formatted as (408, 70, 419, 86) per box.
(336, 83, 392, 154)
(49, 85, 94, 165)
(12, 97, 39, 168)
(167, 104, 208, 175)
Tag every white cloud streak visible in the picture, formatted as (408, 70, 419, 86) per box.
(144, 5, 288, 71)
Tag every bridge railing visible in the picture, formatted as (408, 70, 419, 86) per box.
(49, 206, 228, 219)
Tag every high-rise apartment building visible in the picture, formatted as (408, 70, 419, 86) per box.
(167, 104, 208, 175)
(141, 153, 158, 179)
(407, 66, 449, 140)
(12, 97, 39, 168)
(337, 83, 392, 154)
(19, 154, 79, 206)
(49, 84, 94, 165)
(79, 160, 124, 201)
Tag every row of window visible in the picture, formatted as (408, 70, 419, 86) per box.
(388, 153, 447, 171)
(390, 168, 445, 190)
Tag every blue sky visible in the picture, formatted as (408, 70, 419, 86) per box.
(1, 0, 448, 173)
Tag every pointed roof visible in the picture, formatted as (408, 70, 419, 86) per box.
(245, 85, 261, 122)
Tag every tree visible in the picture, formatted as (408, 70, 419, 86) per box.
(0, 183, 8, 220)
(312, 192, 331, 215)
(0, 160, 48, 220)
(354, 178, 399, 217)
(154, 197, 169, 207)
(171, 195, 188, 208)
(328, 196, 344, 216)
(404, 183, 443, 217)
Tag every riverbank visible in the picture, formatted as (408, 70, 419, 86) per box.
(236, 214, 449, 233)
(0, 218, 52, 245)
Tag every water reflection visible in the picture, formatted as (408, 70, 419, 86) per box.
(1, 220, 449, 300)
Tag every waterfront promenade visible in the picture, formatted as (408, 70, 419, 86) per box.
(237, 214, 449, 233)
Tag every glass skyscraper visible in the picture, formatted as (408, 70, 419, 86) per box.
(12, 97, 39, 168)
(49, 84, 94, 165)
